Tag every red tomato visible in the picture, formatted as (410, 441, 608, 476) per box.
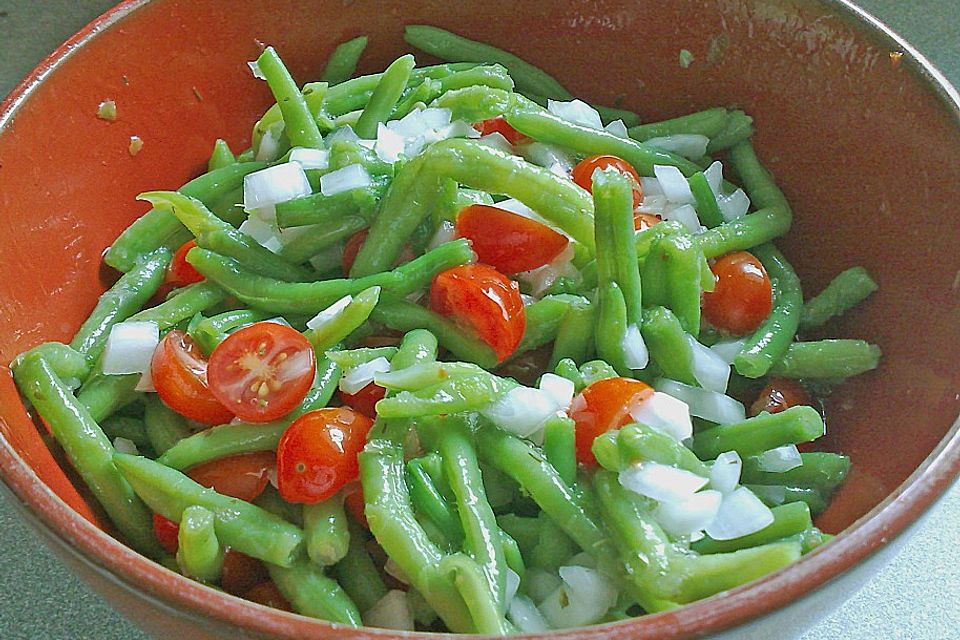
(342, 229, 368, 275)
(276, 408, 374, 504)
(430, 264, 526, 362)
(455, 204, 569, 273)
(342, 482, 368, 529)
(340, 382, 386, 419)
(152, 513, 180, 555)
(152, 330, 235, 425)
(186, 451, 275, 502)
(634, 212, 662, 231)
(244, 581, 292, 611)
(472, 116, 528, 145)
(167, 240, 204, 287)
(220, 549, 269, 595)
(750, 378, 811, 417)
(702, 251, 773, 335)
(571, 155, 643, 208)
(568, 377, 654, 466)
(207, 322, 316, 423)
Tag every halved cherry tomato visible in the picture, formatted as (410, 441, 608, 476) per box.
(341, 229, 369, 275)
(472, 116, 528, 145)
(568, 377, 654, 466)
(167, 240, 204, 287)
(152, 330, 235, 425)
(702, 251, 773, 335)
(455, 204, 569, 273)
(186, 451, 275, 502)
(244, 581, 292, 611)
(207, 322, 316, 423)
(571, 155, 643, 208)
(750, 378, 811, 417)
(340, 382, 386, 419)
(221, 549, 269, 595)
(152, 513, 180, 555)
(430, 264, 526, 362)
(276, 408, 374, 503)
(634, 212, 662, 231)
(343, 482, 368, 529)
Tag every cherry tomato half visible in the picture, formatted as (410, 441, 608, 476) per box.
(455, 204, 569, 273)
(207, 322, 316, 423)
(571, 155, 643, 208)
(152, 330, 234, 425)
(167, 240, 204, 287)
(152, 513, 180, 555)
(244, 581, 292, 611)
(186, 451, 275, 502)
(341, 229, 368, 275)
(634, 212, 662, 231)
(750, 378, 811, 417)
(702, 251, 773, 335)
(276, 407, 374, 504)
(568, 377, 654, 466)
(472, 116, 528, 145)
(221, 549, 270, 596)
(430, 264, 526, 362)
(339, 382, 386, 419)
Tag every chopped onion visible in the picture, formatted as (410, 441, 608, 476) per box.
(709, 451, 742, 494)
(566, 552, 597, 569)
(419, 107, 453, 130)
(383, 557, 409, 585)
(506, 568, 521, 607)
(637, 194, 668, 216)
(686, 334, 731, 393)
(705, 486, 775, 540)
(238, 215, 283, 253)
(519, 142, 575, 177)
(655, 489, 723, 537)
(621, 324, 649, 369)
(476, 131, 514, 155)
(363, 590, 414, 631)
(326, 124, 361, 144)
(709, 338, 746, 365)
(619, 461, 708, 502)
(639, 177, 664, 197)
(540, 566, 617, 629)
(247, 61, 265, 79)
(547, 99, 603, 130)
(756, 444, 803, 472)
(243, 162, 311, 212)
(320, 164, 372, 197)
(628, 391, 693, 441)
(508, 595, 550, 633)
(439, 119, 481, 140)
(654, 165, 695, 204)
(340, 357, 391, 395)
(704, 161, 723, 195)
(102, 321, 159, 375)
(662, 203, 702, 233)
(255, 124, 284, 162)
(520, 293, 538, 306)
(482, 386, 564, 438)
(113, 437, 139, 455)
(538, 373, 575, 409)
(718, 188, 750, 221)
(603, 119, 630, 138)
(645, 134, 710, 160)
(288, 147, 329, 170)
(524, 567, 563, 603)
(306, 294, 354, 331)
(375, 122, 406, 163)
(515, 244, 578, 297)
(135, 369, 155, 392)
(655, 378, 746, 426)
(747, 484, 787, 505)
(427, 220, 457, 251)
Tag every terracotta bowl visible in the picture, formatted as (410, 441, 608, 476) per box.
(1, 0, 958, 638)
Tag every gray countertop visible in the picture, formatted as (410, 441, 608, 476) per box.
(0, 1, 958, 638)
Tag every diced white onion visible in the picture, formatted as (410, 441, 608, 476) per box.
(603, 119, 630, 138)
(255, 124, 284, 162)
(686, 334, 731, 393)
(363, 590, 414, 631)
(621, 323, 649, 369)
(718, 188, 751, 221)
(102, 321, 159, 375)
(508, 595, 550, 633)
(476, 132, 514, 155)
(705, 486, 775, 540)
(339, 357, 391, 395)
(645, 134, 710, 160)
(639, 177, 664, 197)
(482, 386, 564, 439)
(506, 568, 521, 607)
(540, 565, 618, 629)
(439, 119, 482, 140)
(654, 164, 695, 204)
(427, 220, 457, 251)
(662, 203, 702, 233)
(113, 437, 139, 455)
(383, 557, 409, 585)
(704, 161, 724, 195)
(375, 122, 406, 164)
(288, 147, 329, 170)
(247, 61, 265, 79)
(320, 164, 372, 197)
(515, 243, 577, 297)
(637, 194, 668, 216)
(419, 107, 453, 130)
(538, 373, 575, 409)
(566, 552, 597, 569)
(547, 99, 603, 130)
(306, 294, 354, 331)
(243, 162, 311, 212)
(655, 489, 723, 537)
(619, 461, 709, 502)
(709, 338, 746, 365)
(709, 451, 743, 494)
(756, 444, 803, 472)
(628, 391, 693, 441)
(357, 138, 377, 150)
(524, 567, 563, 603)
(519, 142, 575, 177)
(655, 378, 746, 426)
(326, 124, 361, 144)
(238, 215, 283, 254)
(747, 484, 787, 505)
(135, 369, 155, 392)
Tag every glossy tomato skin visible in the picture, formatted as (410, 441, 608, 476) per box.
(276, 408, 374, 504)
(186, 451, 275, 502)
(750, 378, 811, 416)
(221, 549, 269, 596)
(153, 513, 180, 555)
(571, 155, 643, 208)
(152, 330, 235, 425)
(207, 322, 316, 423)
(568, 377, 654, 466)
(455, 204, 569, 273)
(473, 116, 528, 145)
(341, 229, 368, 275)
(168, 240, 204, 287)
(339, 382, 386, 419)
(430, 264, 526, 362)
(702, 251, 773, 335)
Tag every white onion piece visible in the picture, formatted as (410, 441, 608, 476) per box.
(440, 119, 481, 140)
(519, 142, 575, 177)
(603, 119, 630, 138)
(654, 165, 695, 204)
(508, 595, 550, 633)
(363, 590, 414, 631)
(306, 294, 354, 331)
(135, 369, 155, 392)
(662, 203, 702, 233)
(655, 378, 746, 426)
(619, 461, 708, 502)
(538, 373, 575, 409)
(482, 386, 564, 438)
(255, 124, 283, 162)
(383, 557, 409, 585)
(320, 164, 372, 197)
(243, 162, 311, 212)
(547, 99, 603, 130)
(645, 134, 710, 160)
(476, 132, 514, 155)
(339, 357, 391, 395)
(524, 567, 563, 603)
(388, 108, 431, 139)
(621, 324, 649, 369)
(756, 445, 803, 472)
(639, 177, 664, 197)
(705, 486, 775, 540)
(427, 220, 457, 251)
(709, 451, 743, 494)
(709, 338, 746, 365)
(238, 216, 283, 253)
(113, 437, 139, 455)
(540, 565, 618, 629)
(704, 161, 723, 195)
(655, 489, 723, 537)
(419, 107, 453, 130)
(747, 484, 787, 505)
(102, 321, 159, 375)
(375, 122, 406, 163)
(628, 392, 693, 441)
(506, 568, 521, 607)
(686, 334, 731, 393)
(515, 244, 578, 297)
(637, 194, 668, 216)
(247, 61, 265, 79)
(566, 552, 597, 569)
(326, 124, 361, 144)
(718, 188, 751, 221)
(288, 147, 329, 170)
(520, 293, 538, 306)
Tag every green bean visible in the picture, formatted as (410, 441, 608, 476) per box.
(279, 217, 367, 265)
(128, 281, 226, 329)
(376, 361, 484, 392)
(673, 541, 801, 604)
(327, 346, 397, 371)
(143, 395, 191, 455)
(321, 63, 474, 117)
(496, 515, 540, 558)
(176, 505, 224, 582)
(594, 168, 643, 325)
(404, 25, 572, 99)
(376, 369, 516, 419)
(101, 415, 152, 453)
(408, 456, 463, 547)
(616, 423, 710, 476)
(437, 63, 515, 94)
(76, 370, 139, 423)
(768, 339, 880, 379)
(691, 502, 812, 555)
(252, 485, 304, 526)
(595, 282, 631, 375)
(304, 285, 380, 352)
(189, 308, 272, 355)
(105, 162, 268, 272)
(593, 104, 642, 128)
(742, 452, 851, 495)
(734, 244, 802, 378)
(728, 140, 790, 214)
(499, 528, 525, 579)
(549, 302, 596, 368)
(543, 415, 577, 486)
(114, 453, 303, 566)
(303, 493, 350, 566)
(11, 350, 163, 558)
(256, 46, 324, 149)
(800, 267, 878, 329)
(70, 249, 171, 365)
(440, 553, 511, 634)
(188, 239, 474, 315)
(207, 139, 236, 172)
(267, 556, 362, 625)
(694, 206, 792, 259)
(691, 405, 824, 460)
(706, 110, 755, 153)
(354, 54, 416, 139)
(643, 233, 703, 335)
(514, 295, 590, 357)
(748, 484, 829, 515)
(392, 77, 443, 120)
(634, 219, 686, 265)
(641, 306, 696, 385)
(530, 514, 579, 572)
(332, 520, 388, 614)
(391, 328, 440, 372)
(275, 187, 381, 229)
(627, 107, 729, 141)
(688, 171, 724, 228)
(321, 36, 368, 85)
(431, 85, 515, 124)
